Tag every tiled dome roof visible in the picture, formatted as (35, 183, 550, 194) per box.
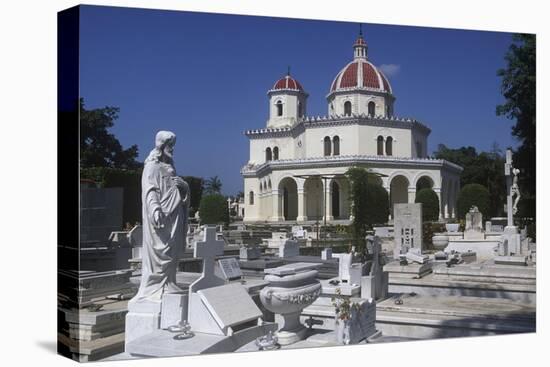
(329, 33, 392, 94)
(330, 59, 392, 93)
(271, 74, 305, 92)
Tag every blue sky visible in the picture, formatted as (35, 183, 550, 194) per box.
(79, 5, 517, 195)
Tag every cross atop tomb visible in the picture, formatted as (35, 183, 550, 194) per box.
(189, 226, 225, 293)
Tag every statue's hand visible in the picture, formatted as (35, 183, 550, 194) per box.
(153, 209, 165, 229)
(171, 176, 186, 189)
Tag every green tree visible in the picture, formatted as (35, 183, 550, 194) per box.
(79, 98, 141, 170)
(497, 34, 536, 218)
(346, 167, 389, 251)
(182, 176, 204, 216)
(199, 194, 229, 225)
(204, 176, 222, 195)
(434, 144, 505, 217)
(366, 183, 390, 225)
(415, 188, 439, 222)
(456, 184, 490, 220)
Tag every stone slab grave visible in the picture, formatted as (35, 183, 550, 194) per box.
(279, 240, 299, 258)
(58, 269, 136, 308)
(376, 294, 536, 339)
(494, 255, 528, 266)
(393, 203, 423, 259)
(405, 247, 429, 264)
(216, 257, 243, 280)
(264, 261, 321, 275)
(188, 226, 264, 336)
(239, 245, 261, 260)
(383, 261, 433, 279)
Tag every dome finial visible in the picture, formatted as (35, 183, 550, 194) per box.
(353, 26, 367, 59)
(287, 65, 291, 77)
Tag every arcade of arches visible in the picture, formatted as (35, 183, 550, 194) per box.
(257, 173, 458, 222)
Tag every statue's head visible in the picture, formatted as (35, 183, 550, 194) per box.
(145, 130, 177, 164)
(155, 131, 176, 159)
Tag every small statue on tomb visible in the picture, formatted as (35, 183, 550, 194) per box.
(511, 168, 521, 215)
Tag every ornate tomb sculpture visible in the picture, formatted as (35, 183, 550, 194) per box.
(260, 262, 322, 345)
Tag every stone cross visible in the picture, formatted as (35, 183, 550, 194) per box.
(189, 226, 225, 294)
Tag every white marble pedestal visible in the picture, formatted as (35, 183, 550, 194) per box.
(125, 292, 187, 349)
(275, 312, 308, 345)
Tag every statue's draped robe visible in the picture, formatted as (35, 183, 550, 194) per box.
(134, 160, 189, 302)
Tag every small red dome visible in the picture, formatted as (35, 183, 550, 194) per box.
(330, 59, 392, 94)
(271, 75, 305, 92)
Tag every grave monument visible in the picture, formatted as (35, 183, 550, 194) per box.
(125, 131, 190, 345)
(393, 203, 423, 259)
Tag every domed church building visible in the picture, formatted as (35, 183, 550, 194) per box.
(241, 30, 462, 223)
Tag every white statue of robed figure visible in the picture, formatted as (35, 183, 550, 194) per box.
(133, 130, 189, 302)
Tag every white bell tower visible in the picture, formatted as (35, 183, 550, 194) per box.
(267, 69, 308, 129)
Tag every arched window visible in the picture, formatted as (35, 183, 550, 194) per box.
(385, 136, 393, 156)
(377, 136, 384, 155)
(273, 146, 279, 160)
(324, 136, 331, 156)
(249, 191, 254, 205)
(344, 101, 352, 116)
(276, 101, 283, 116)
(266, 147, 272, 161)
(333, 136, 340, 156)
(298, 102, 303, 117)
(368, 101, 375, 116)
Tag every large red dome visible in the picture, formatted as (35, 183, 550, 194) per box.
(330, 59, 392, 94)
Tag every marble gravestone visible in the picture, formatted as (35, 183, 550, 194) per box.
(464, 206, 484, 240)
(188, 227, 263, 336)
(393, 203, 423, 259)
(217, 257, 243, 280)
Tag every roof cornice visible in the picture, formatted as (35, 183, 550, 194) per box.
(241, 155, 463, 177)
(244, 114, 431, 138)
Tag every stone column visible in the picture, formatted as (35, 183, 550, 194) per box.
(296, 179, 307, 222)
(271, 189, 284, 222)
(407, 186, 416, 203)
(324, 179, 334, 222)
(434, 188, 443, 220)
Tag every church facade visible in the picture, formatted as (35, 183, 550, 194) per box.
(241, 31, 462, 223)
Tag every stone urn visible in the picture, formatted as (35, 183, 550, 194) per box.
(445, 223, 460, 233)
(260, 263, 322, 345)
(432, 234, 449, 250)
